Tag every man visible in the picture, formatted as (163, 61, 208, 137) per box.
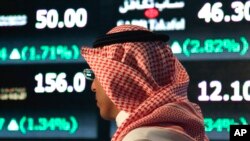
(81, 25, 209, 141)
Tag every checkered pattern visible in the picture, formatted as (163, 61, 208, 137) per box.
(81, 25, 208, 141)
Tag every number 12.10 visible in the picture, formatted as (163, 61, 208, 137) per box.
(198, 80, 250, 102)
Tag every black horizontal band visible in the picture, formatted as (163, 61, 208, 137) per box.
(93, 30, 169, 48)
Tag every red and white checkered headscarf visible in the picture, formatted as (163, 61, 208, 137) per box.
(81, 25, 208, 141)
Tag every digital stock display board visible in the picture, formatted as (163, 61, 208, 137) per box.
(111, 0, 250, 60)
(0, 0, 250, 141)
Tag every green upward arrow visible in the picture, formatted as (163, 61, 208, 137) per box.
(7, 118, 19, 131)
(171, 41, 182, 54)
(10, 48, 21, 60)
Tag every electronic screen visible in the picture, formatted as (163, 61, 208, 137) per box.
(110, 0, 250, 60)
(1, 0, 250, 140)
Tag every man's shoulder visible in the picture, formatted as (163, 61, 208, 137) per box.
(122, 127, 195, 141)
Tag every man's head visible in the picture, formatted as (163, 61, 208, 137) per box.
(81, 25, 176, 119)
(81, 25, 207, 141)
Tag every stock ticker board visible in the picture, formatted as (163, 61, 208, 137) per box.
(0, 0, 250, 140)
